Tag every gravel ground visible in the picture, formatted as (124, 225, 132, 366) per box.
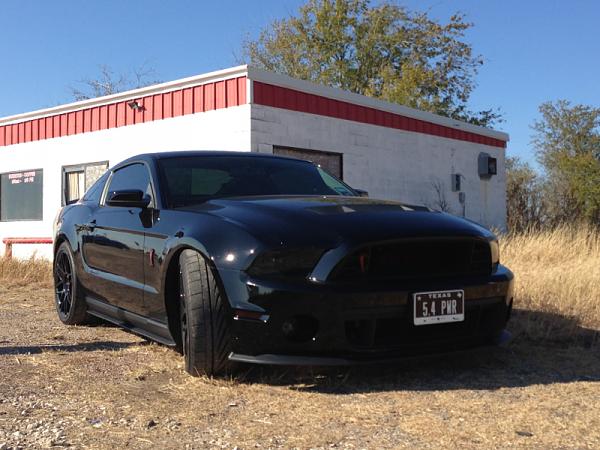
(1, 285, 599, 449)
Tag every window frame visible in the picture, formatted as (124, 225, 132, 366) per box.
(156, 155, 359, 209)
(273, 146, 344, 180)
(100, 161, 157, 209)
(316, 166, 356, 196)
(61, 160, 109, 206)
(0, 168, 44, 222)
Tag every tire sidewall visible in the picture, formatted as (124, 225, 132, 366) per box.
(54, 242, 80, 324)
(178, 249, 232, 377)
(179, 269, 192, 369)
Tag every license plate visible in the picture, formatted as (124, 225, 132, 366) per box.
(413, 289, 464, 326)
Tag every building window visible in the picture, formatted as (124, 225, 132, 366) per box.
(62, 161, 108, 205)
(273, 146, 344, 179)
(0, 169, 43, 221)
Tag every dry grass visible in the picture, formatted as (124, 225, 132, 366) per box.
(0, 255, 52, 289)
(501, 224, 600, 343)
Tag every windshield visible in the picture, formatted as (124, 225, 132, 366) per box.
(158, 155, 357, 208)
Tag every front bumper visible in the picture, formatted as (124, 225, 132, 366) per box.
(221, 265, 514, 365)
(229, 328, 512, 366)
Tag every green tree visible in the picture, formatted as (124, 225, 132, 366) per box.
(532, 100, 600, 224)
(242, 0, 500, 126)
(505, 157, 547, 232)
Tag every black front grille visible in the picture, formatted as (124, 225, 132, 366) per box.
(345, 297, 506, 349)
(330, 238, 492, 283)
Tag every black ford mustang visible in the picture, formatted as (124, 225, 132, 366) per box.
(53, 151, 514, 376)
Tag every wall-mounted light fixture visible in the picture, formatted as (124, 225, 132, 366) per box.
(127, 100, 142, 110)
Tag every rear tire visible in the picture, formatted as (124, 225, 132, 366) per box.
(179, 249, 232, 377)
(53, 242, 89, 325)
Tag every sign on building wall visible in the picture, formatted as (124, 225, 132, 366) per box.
(0, 169, 43, 221)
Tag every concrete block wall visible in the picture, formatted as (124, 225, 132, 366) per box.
(251, 104, 507, 230)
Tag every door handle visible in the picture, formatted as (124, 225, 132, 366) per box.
(77, 220, 97, 232)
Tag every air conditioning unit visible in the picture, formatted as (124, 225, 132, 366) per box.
(478, 153, 497, 178)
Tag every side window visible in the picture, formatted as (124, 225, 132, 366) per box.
(106, 163, 153, 202)
(62, 161, 109, 205)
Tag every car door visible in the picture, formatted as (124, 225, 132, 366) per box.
(81, 162, 154, 315)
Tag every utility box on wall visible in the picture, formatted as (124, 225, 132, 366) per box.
(478, 152, 497, 178)
(451, 173, 461, 192)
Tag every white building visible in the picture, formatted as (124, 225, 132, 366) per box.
(0, 65, 509, 259)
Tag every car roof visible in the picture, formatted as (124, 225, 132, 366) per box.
(116, 151, 312, 169)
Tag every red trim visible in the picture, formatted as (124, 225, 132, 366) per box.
(215, 81, 226, 109)
(2, 237, 53, 259)
(237, 77, 246, 105)
(205, 83, 215, 111)
(0, 76, 248, 147)
(143, 96, 153, 122)
(193, 86, 203, 112)
(226, 78, 238, 107)
(183, 88, 193, 115)
(2, 237, 53, 245)
(253, 81, 506, 148)
(18, 122, 25, 143)
(173, 90, 183, 117)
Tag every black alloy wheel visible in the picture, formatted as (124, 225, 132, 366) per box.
(53, 242, 89, 325)
(55, 250, 73, 317)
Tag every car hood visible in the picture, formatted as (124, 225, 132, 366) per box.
(182, 195, 494, 249)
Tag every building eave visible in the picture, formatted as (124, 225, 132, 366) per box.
(0, 65, 250, 126)
(246, 67, 509, 143)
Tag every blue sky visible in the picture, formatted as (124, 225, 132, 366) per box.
(1, 0, 599, 167)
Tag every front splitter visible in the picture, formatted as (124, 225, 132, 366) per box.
(228, 329, 512, 367)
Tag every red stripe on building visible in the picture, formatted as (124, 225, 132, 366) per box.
(253, 81, 506, 148)
(0, 76, 247, 147)
(173, 90, 183, 117)
(183, 88, 193, 115)
(215, 81, 226, 109)
(193, 86, 203, 113)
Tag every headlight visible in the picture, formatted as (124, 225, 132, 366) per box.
(247, 248, 324, 279)
(490, 239, 500, 270)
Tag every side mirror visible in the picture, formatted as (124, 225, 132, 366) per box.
(106, 189, 151, 208)
(354, 189, 369, 198)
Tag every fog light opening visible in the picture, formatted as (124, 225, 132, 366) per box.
(281, 315, 319, 343)
(233, 309, 269, 323)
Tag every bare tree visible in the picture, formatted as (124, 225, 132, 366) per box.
(429, 179, 452, 213)
(69, 63, 162, 101)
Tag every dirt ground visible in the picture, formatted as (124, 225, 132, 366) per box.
(1, 286, 599, 449)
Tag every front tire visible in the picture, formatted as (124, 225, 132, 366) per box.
(179, 249, 232, 377)
(54, 242, 89, 325)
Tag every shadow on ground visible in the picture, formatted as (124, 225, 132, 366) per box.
(0, 340, 144, 355)
(233, 309, 600, 393)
